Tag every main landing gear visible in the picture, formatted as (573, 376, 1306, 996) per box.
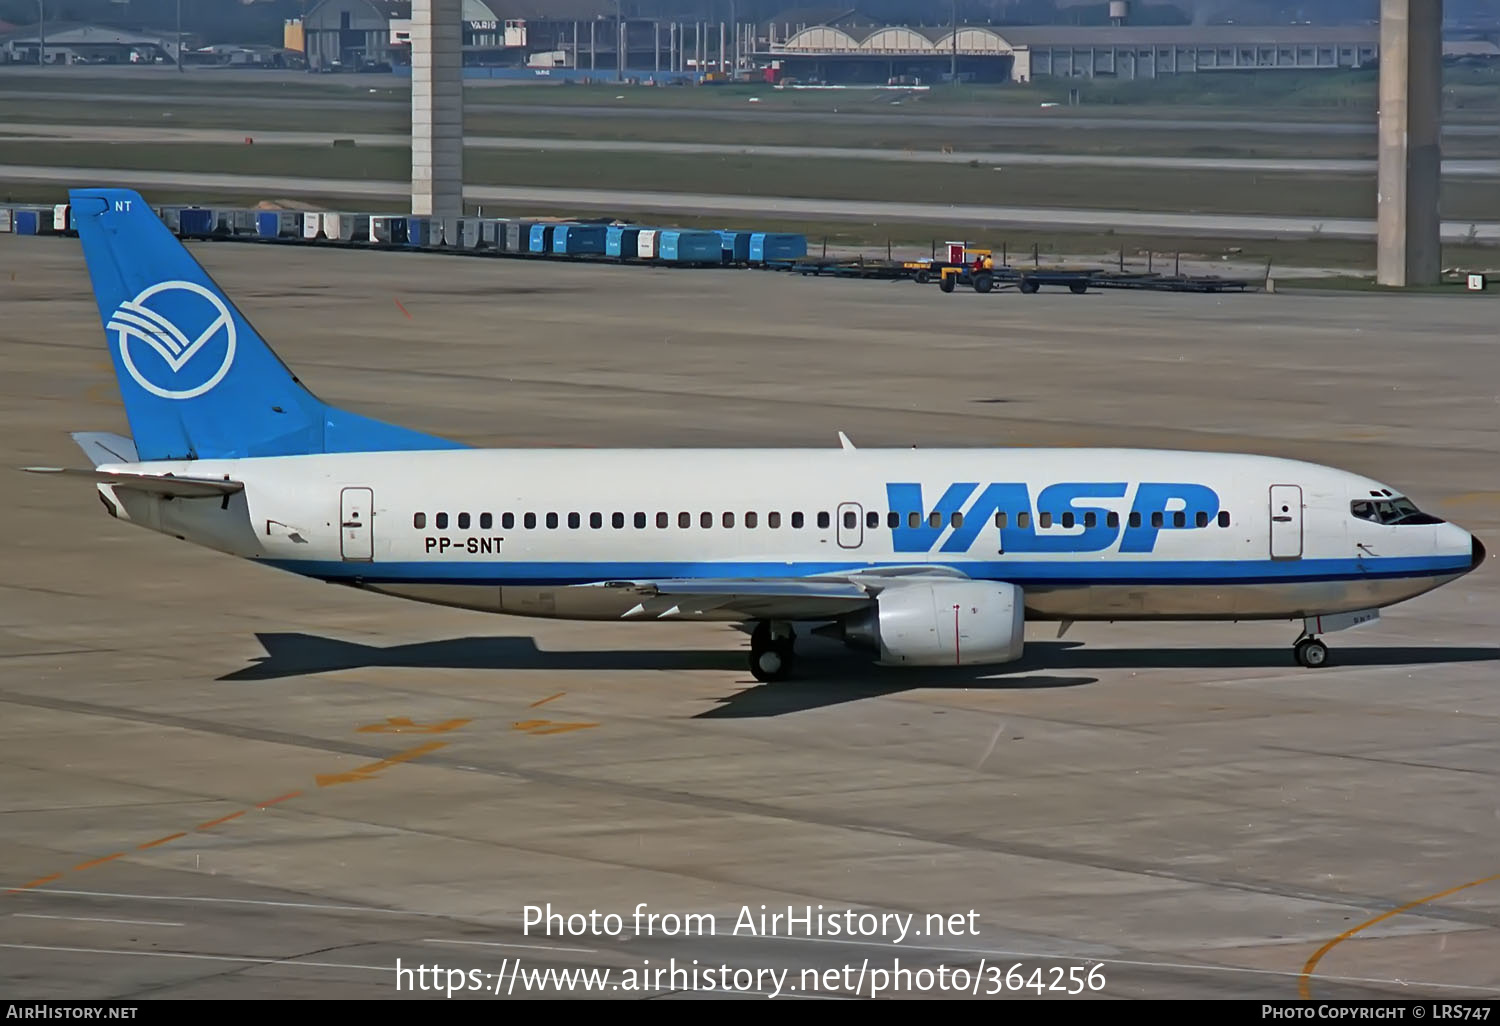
(749, 621, 797, 682)
(1293, 633, 1330, 668)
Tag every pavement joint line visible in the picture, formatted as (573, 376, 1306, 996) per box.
(0, 685, 1492, 932)
(1298, 871, 1500, 1000)
(1, 733, 459, 900)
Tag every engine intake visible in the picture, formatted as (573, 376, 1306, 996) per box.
(832, 581, 1025, 667)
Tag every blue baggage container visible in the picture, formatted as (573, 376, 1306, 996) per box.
(749, 232, 808, 264)
(407, 217, 432, 247)
(553, 224, 606, 255)
(529, 222, 563, 254)
(14, 209, 39, 235)
(659, 229, 722, 264)
(606, 225, 644, 259)
(178, 207, 215, 238)
(256, 211, 299, 238)
(717, 230, 752, 264)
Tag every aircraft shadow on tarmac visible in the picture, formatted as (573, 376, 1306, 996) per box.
(217, 632, 1500, 717)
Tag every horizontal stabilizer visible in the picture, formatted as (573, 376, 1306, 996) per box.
(23, 466, 244, 499)
(71, 431, 139, 467)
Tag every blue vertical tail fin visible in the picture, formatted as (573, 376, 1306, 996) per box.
(71, 187, 466, 461)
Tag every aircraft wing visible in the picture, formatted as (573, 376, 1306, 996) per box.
(594, 566, 970, 621)
(22, 467, 244, 499)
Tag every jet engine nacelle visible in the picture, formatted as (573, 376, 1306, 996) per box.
(838, 581, 1025, 667)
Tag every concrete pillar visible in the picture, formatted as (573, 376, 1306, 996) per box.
(654, 22, 659, 73)
(410, 0, 463, 219)
(1378, 0, 1443, 286)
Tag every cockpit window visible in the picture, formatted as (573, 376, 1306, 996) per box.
(1350, 497, 1444, 526)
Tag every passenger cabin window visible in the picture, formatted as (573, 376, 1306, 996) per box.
(1195, 511, 1208, 528)
(746, 512, 758, 528)
(634, 512, 647, 529)
(1173, 511, 1186, 528)
(458, 513, 470, 529)
(866, 511, 879, 529)
(1017, 512, 1030, 529)
(1061, 512, 1075, 529)
(436, 512, 449, 529)
(612, 512, 624, 529)
(1151, 512, 1163, 528)
(701, 512, 712, 529)
(818, 512, 830, 529)
(590, 512, 602, 529)
(994, 512, 1007, 529)
(1107, 512, 1120, 528)
(1128, 512, 1141, 528)
(1350, 497, 1443, 526)
(724, 512, 736, 528)
(888, 512, 900, 528)
(769, 512, 782, 529)
(568, 513, 580, 529)
(1039, 512, 1052, 528)
(844, 511, 858, 529)
(413, 513, 426, 529)
(678, 512, 690, 528)
(1083, 512, 1095, 528)
(792, 512, 804, 529)
(928, 512, 942, 529)
(1217, 511, 1230, 527)
(546, 513, 559, 529)
(657, 512, 669, 529)
(909, 512, 920, 529)
(502, 513, 515, 529)
(480, 513, 493, 530)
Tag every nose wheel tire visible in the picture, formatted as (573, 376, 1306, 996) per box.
(1294, 637, 1330, 668)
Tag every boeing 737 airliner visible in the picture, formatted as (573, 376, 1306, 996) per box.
(27, 189, 1486, 682)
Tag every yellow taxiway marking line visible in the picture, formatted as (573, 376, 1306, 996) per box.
(1299, 871, 1500, 999)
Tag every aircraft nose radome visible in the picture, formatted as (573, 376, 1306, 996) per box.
(1474, 535, 1487, 570)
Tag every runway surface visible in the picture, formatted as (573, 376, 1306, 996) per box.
(3, 122, 1496, 178)
(7, 165, 1500, 242)
(4, 82, 1500, 137)
(1, 235, 1498, 999)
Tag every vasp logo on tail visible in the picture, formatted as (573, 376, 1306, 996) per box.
(107, 280, 236, 400)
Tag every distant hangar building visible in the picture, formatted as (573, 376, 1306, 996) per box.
(758, 22, 1383, 85)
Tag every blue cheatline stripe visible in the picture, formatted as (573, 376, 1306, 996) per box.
(259, 556, 1471, 588)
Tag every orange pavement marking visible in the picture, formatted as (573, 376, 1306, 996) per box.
(6, 725, 460, 896)
(356, 717, 470, 735)
(529, 692, 565, 708)
(255, 791, 302, 808)
(72, 853, 124, 872)
(136, 833, 186, 851)
(316, 741, 447, 787)
(1298, 871, 1500, 999)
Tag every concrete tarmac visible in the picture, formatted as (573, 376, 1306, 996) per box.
(1, 236, 1498, 1000)
(4, 122, 1497, 178)
(7, 165, 1500, 242)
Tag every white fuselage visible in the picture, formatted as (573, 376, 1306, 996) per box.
(94, 447, 1477, 624)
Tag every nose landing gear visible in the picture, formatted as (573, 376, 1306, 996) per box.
(749, 621, 797, 682)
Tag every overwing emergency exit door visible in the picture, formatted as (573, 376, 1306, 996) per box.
(837, 502, 863, 549)
(341, 487, 373, 561)
(1269, 484, 1303, 560)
